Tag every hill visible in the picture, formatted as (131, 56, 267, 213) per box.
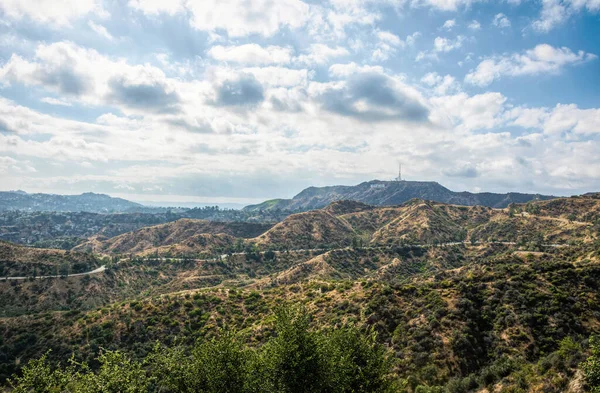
(1, 241, 600, 391)
(253, 209, 356, 250)
(73, 219, 273, 255)
(0, 191, 144, 213)
(368, 201, 484, 245)
(2, 194, 600, 391)
(243, 180, 555, 212)
(77, 195, 600, 257)
(0, 240, 99, 277)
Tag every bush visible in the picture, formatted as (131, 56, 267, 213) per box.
(583, 336, 600, 393)
(8, 306, 394, 393)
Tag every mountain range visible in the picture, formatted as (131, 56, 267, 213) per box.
(0, 191, 144, 213)
(243, 180, 556, 212)
(0, 181, 557, 215)
(71, 194, 599, 258)
(1, 193, 600, 391)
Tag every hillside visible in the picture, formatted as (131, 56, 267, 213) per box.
(73, 219, 272, 255)
(0, 191, 144, 213)
(1, 242, 600, 391)
(78, 195, 600, 258)
(1, 194, 599, 392)
(253, 209, 356, 250)
(243, 180, 555, 212)
(0, 241, 99, 277)
(369, 201, 476, 245)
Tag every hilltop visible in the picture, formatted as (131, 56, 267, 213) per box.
(75, 196, 599, 258)
(0, 191, 144, 213)
(0, 240, 99, 278)
(73, 219, 273, 255)
(243, 180, 555, 212)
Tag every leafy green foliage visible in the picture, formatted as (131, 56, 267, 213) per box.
(7, 306, 393, 393)
(583, 336, 600, 392)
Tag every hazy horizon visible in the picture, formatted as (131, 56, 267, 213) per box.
(1, 175, 595, 209)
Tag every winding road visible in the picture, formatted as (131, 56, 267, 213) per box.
(0, 240, 569, 281)
(0, 265, 106, 281)
(144, 240, 570, 264)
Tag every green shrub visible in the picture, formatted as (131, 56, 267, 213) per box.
(8, 306, 394, 393)
(583, 336, 600, 393)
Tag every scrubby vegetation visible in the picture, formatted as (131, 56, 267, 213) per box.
(1, 195, 600, 392)
(7, 307, 394, 393)
(583, 336, 600, 392)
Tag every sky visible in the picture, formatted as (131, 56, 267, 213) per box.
(0, 0, 599, 205)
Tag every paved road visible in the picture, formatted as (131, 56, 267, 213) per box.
(0, 240, 569, 281)
(144, 241, 569, 263)
(0, 265, 106, 281)
(3, 240, 568, 280)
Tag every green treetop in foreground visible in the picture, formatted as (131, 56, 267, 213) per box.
(8, 306, 395, 393)
(584, 335, 600, 393)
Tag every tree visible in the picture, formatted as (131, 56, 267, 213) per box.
(263, 306, 328, 393)
(150, 331, 251, 393)
(325, 327, 394, 393)
(583, 335, 600, 393)
(59, 262, 70, 278)
(8, 306, 394, 393)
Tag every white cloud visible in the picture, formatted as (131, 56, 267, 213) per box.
(468, 20, 481, 30)
(406, 0, 485, 11)
(0, 0, 103, 27)
(434, 36, 465, 52)
(507, 107, 550, 129)
(88, 21, 113, 40)
(328, 63, 384, 78)
(492, 13, 511, 28)
(0, 41, 183, 114)
(128, 0, 184, 15)
(0, 156, 36, 174)
(40, 97, 72, 106)
(377, 31, 403, 47)
(542, 104, 600, 135)
(188, 0, 311, 37)
(507, 104, 600, 135)
(421, 72, 459, 95)
(406, 32, 421, 46)
(129, 0, 311, 37)
(242, 67, 312, 87)
(208, 44, 293, 65)
(296, 44, 349, 65)
(371, 30, 405, 62)
(533, 0, 600, 32)
(416, 35, 464, 62)
(308, 0, 382, 39)
(430, 92, 507, 131)
(115, 183, 135, 191)
(442, 19, 456, 29)
(465, 44, 597, 86)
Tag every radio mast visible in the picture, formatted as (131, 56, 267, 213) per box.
(396, 163, 403, 181)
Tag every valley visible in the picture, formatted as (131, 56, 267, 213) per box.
(1, 193, 599, 391)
